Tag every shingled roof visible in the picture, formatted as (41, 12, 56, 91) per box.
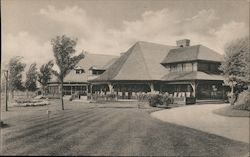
(161, 71, 224, 81)
(49, 53, 118, 83)
(161, 45, 223, 64)
(91, 41, 175, 82)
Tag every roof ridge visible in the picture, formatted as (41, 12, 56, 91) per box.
(137, 43, 152, 80)
(199, 44, 222, 56)
(113, 43, 140, 80)
(87, 53, 119, 57)
(97, 43, 135, 81)
(137, 40, 174, 47)
(170, 44, 200, 50)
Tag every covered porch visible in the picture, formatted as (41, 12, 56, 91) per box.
(48, 82, 89, 96)
(161, 80, 229, 102)
(90, 81, 159, 100)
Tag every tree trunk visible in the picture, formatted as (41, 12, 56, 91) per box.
(41, 85, 45, 96)
(60, 82, 64, 110)
(229, 82, 236, 105)
(11, 90, 14, 99)
(10, 90, 15, 103)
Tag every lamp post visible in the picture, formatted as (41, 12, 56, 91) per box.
(3, 70, 8, 111)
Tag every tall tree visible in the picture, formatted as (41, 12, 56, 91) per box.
(37, 60, 54, 95)
(8, 56, 26, 98)
(51, 35, 84, 110)
(220, 36, 249, 104)
(25, 63, 38, 96)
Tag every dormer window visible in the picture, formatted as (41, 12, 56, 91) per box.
(76, 69, 84, 74)
(74, 66, 85, 74)
(89, 66, 106, 75)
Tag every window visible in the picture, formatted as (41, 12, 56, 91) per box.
(182, 63, 186, 71)
(170, 64, 177, 72)
(198, 62, 209, 72)
(197, 62, 220, 73)
(92, 69, 105, 75)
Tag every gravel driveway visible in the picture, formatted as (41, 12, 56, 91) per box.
(151, 104, 250, 143)
(1, 101, 249, 156)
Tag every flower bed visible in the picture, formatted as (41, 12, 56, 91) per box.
(14, 99, 50, 107)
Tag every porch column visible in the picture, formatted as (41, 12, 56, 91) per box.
(90, 84, 93, 101)
(58, 85, 61, 94)
(108, 83, 114, 93)
(190, 82, 196, 97)
(149, 82, 155, 93)
(71, 86, 73, 95)
(86, 84, 89, 94)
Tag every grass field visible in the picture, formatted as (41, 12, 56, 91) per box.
(213, 105, 250, 117)
(0, 99, 249, 156)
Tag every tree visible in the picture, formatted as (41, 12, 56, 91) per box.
(25, 63, 38, 97)
(8, 56, 26, 98)
(220, 36, 249, 104)
(37, 60, 54, 95)
(51, 35, 84, 110)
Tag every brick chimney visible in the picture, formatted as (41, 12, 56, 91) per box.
(176, 39, 190, 47)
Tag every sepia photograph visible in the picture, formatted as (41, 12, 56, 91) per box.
(1, 0, 249, 156)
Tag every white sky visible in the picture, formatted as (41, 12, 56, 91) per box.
(1, 0, 249, 69)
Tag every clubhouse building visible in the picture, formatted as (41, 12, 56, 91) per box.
(48, 39, 228, 103)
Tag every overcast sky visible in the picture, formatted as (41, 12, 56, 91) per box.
(2, 0, 249, 68)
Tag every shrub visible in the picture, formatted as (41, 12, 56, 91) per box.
(148, 93, 173, 107)
(162, 93, 174, 105)
(233, 89, 250, 111)
(106, 93, 116, 100)
(138, 93, 151, 102)
(148, 94, 163, 107)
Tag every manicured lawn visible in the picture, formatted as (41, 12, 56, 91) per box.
(0, 100, 249, 156)
(213, 105, 250, 117)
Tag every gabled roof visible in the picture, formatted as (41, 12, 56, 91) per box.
(91, 41, 175, 82)
(161, 71, 224, 81)
(74, 66, 83, 70)
(49, 53, 118, 83)
(77, 53, 118, 70)
(89, 66, 105, 70)
(161, 45, 223, 64)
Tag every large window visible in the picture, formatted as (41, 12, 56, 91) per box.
(197, 62, 221, 74)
